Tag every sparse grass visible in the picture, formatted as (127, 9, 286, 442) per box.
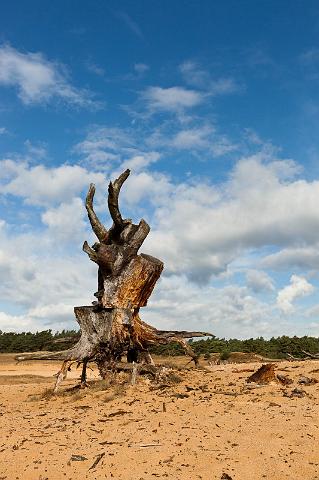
(102, 384, 126, 402)
(168, 372, 183, 383)
(157, 361, 187, 371)
(27, 373, 130, 402)
(26, 364, 186, 403)
(28, 387, 56, 402)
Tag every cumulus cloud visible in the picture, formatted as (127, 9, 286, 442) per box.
(277, 275, 314, 314)
(142, 86, 204, 112)
(41, 197, 87, 243)
(0, 215, 97, 332)
(24, 140, 47, 160)
(144, 153, 319, 283)
(170, 125, 214, 149)
(261, 245, 319, 271)
(0, 159, 105, 206)
(73, 126, 163, 173)
(0, 44, 99, 108)
(147, 123, 237, 157)
(2, 144, 319, 336)
(121, 152, 160, 172)
(246, 270, 275, 293)
(73, 126, 134, 167)
(143, 275, 276, 339)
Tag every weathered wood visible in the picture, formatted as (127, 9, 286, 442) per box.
(16, 169, 213, 390)
(108, 169, 130, 228)
(246, 363, 278, 384)
(85, 184, 109, 243)
(99, 254, 164, 308)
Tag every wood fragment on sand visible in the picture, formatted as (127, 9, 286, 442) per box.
(89, 452, 105, 470)
(246, 363, 278, 385)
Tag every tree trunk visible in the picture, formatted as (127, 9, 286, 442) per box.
(16, 170, 213, 389)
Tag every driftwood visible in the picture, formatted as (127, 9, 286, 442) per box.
(16, 170, 212, 390)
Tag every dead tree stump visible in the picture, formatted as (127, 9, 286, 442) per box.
(16, 170, 212, 389)
(246, 363, 278, 384)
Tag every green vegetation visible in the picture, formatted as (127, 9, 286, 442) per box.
(0, 330, 318, 358)
(0, 329, 78, 353)
(150, 335, 319, 358)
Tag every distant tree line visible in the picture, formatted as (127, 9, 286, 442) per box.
(0, 330, 78, 353)
(0, 330, 318, 358)
(149, 335, 319, 359)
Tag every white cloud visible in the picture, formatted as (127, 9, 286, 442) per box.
(0, 217, 96, 331)
(41, 197, 87, 243)
(262, 245, 319, 270)
(24, 140, 47, 160)
(170, 125, 214, 149)
(0, 44, 99, 108)
(143, 275, 276, 339)
(143, 154, 319, 283)
(0, 159, 105, 206)
(0, 127, 7, 135)
(246, 270, 275, 293)
(148, 124, 237, 157)
(73, 126, 133, 168)
(277, 275, 314, 314)
(2, 145, 319, 336)
(134, 63, 149, 74)
(121, 152, 160, 172)
(209, 78, 240, 96)
(118, 170, 173, 206)
(180, 60, 240, 95)
(142, 86, 204, 112)
(179, 61, 209, 88)
(74, 126, 162, 173)
(305, 304, 319, 318)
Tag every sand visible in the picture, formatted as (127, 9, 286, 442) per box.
(0, 354, 318, 480)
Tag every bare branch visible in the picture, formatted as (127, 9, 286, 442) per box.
(301, 349, 319, 359)
(130, 219, 150, 252)
(108, 169, 130, 227)
(82, 241, 98, 263)
(85, 183, 109, 243)
(155, 330, 213, 339)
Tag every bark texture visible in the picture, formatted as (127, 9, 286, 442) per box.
(246, 364, 277, 384)
(16, 170, 212, 387)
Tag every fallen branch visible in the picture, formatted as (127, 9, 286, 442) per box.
(89, 452, 105, 470)
(301, 350, 319, 359)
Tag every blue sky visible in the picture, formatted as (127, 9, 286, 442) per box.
(1, 0, 319, 338)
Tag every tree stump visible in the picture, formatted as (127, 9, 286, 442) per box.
(246, 363, 278, 384)
(16, 170, 212, 390)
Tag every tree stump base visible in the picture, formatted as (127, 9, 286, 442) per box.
(15, 169, 213, 391)
(246, 364, 278, 384)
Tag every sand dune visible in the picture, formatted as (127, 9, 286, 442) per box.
(0, 354, 318, 480)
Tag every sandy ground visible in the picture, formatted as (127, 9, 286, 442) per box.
(0, 354, 318, 480)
